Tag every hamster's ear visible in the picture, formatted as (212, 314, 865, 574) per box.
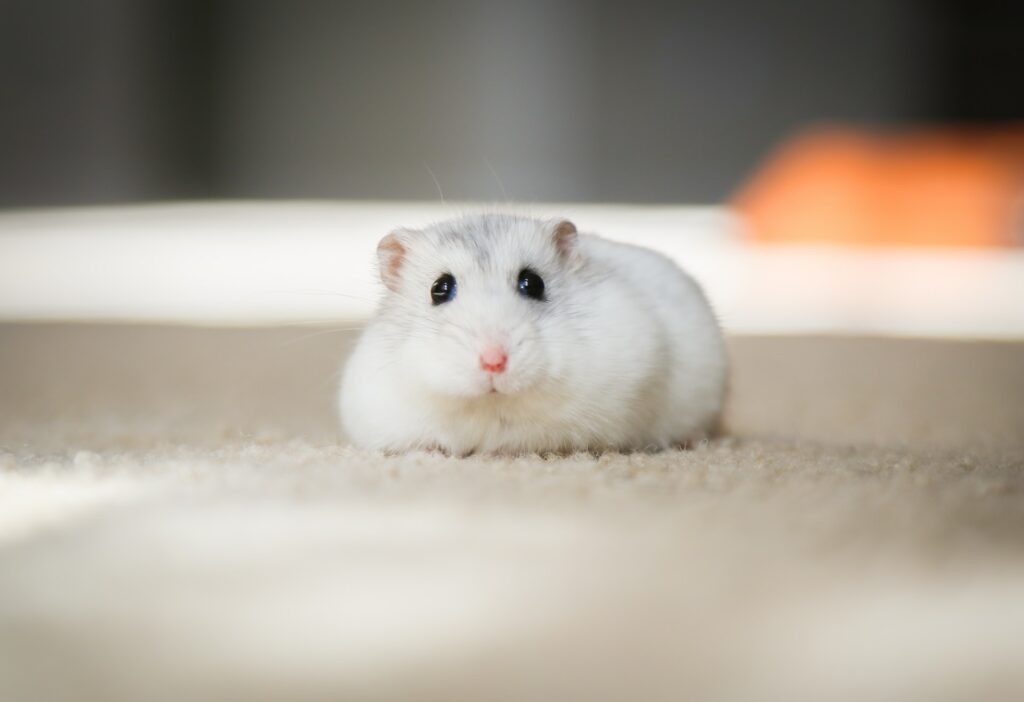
(551, 219, 581, 268)
(377, 231, 410, 292)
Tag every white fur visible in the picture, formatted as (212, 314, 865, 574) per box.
(339, 214, 727, 455)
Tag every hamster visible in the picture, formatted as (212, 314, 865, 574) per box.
(339, 213, 727, 455)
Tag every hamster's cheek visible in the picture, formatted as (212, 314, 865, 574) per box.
(404, 335, 491, 397)
(519, 323, 565, 382)
(500, 345, 543, 392)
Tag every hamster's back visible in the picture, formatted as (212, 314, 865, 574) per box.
(580, 234, 727, 442)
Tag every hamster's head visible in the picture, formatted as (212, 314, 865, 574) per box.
(375, 214, 584, 399)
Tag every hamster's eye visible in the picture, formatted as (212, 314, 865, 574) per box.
(430, 273, 457, 305)
(516, 268, 545, 301)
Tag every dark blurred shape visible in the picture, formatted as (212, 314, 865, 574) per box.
(1, 0, 1022, 208)
(0, 1, 219, 206)
(930, 0, 1024, 123)
(733, 125, 1024, 247)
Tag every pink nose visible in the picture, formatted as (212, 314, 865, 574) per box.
(479, 345, 508, 373)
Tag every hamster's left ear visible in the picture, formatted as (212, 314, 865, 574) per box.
(377, 230, 411, 292)
(551, 219, 581, 268)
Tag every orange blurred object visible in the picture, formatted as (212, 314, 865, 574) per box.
(732, 126, 1024, 247)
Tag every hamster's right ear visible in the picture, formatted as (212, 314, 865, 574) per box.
(551, 219, 582, 269)
(377, 230, 412, 293)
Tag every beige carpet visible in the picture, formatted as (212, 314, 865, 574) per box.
(1, 324, 1022, 701)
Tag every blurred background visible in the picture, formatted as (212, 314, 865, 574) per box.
(1, 0, 1022, 335)
(2, 0, 1022, 208)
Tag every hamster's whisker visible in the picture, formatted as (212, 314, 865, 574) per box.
(279, 319, 368, 328)
(279, 292, 380, 306)
(483, 157, 511, 203)
(279, 327, 366, 345)
(423, 162, 447, 204)
(374, 358, 401, 374)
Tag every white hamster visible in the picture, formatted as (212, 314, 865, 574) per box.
(339, 213, 727, 455)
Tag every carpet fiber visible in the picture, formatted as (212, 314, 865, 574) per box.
(1, 324, 1022, 701)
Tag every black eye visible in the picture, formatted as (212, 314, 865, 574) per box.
(430, 273, 456, 305)
(517, 268, 545, 301)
